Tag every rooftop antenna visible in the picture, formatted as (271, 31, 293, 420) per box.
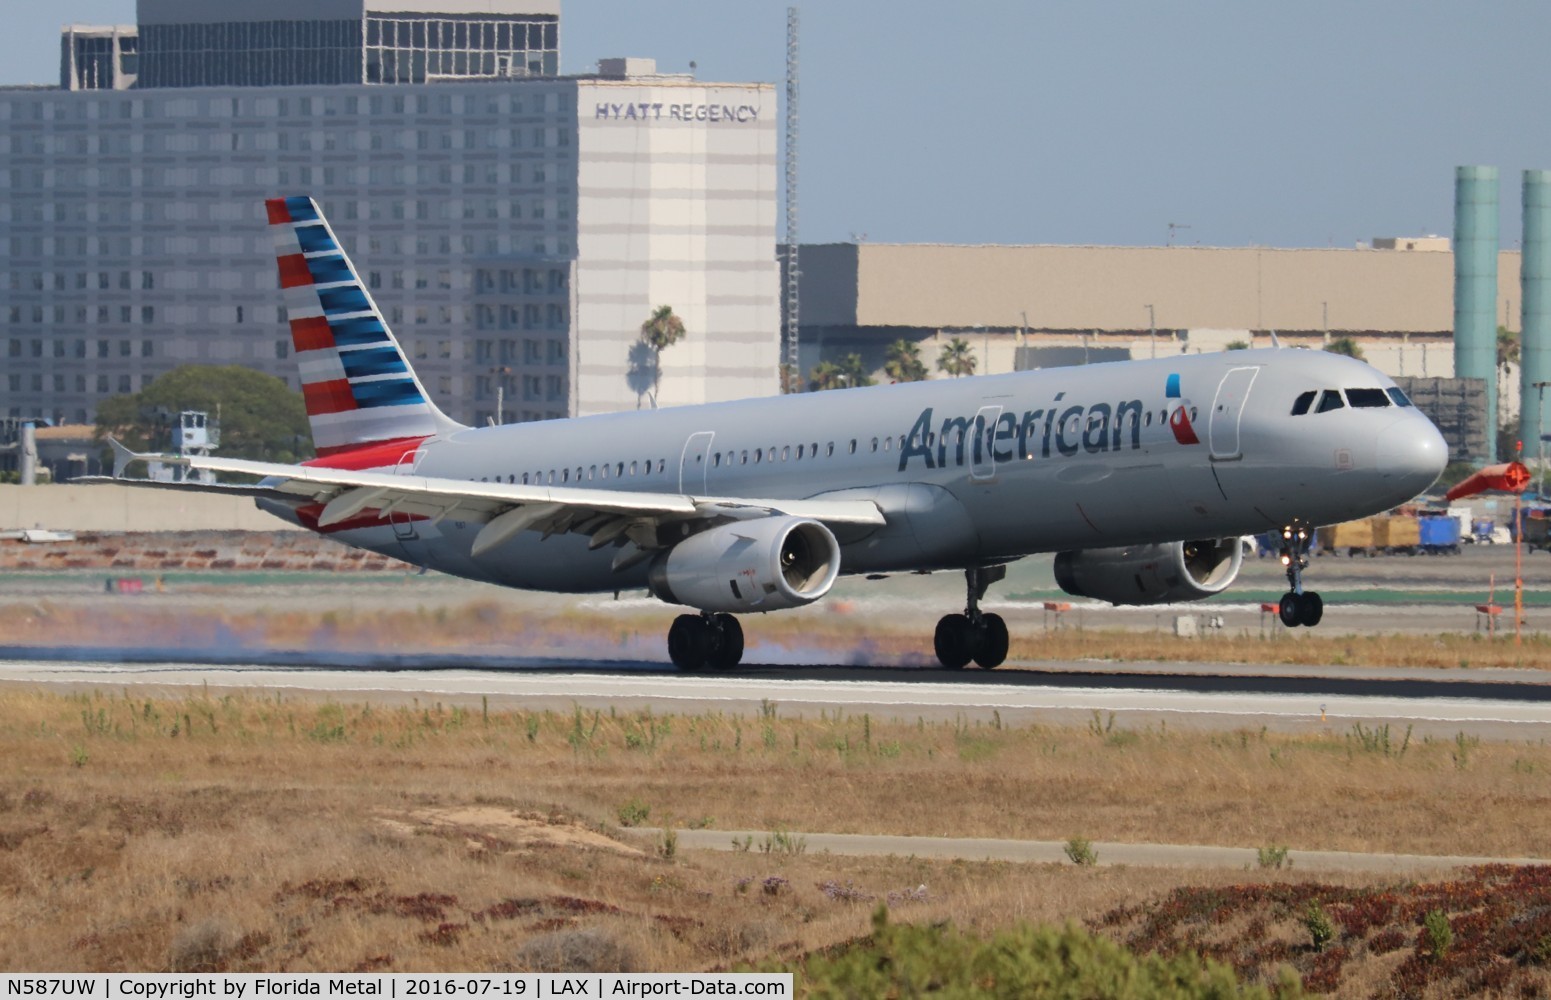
(783, 7, 801, 392)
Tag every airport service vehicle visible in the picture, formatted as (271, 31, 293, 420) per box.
(103, 197, 1449, 670)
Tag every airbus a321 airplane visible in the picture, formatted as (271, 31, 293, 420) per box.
(104, 197, 1449, 670)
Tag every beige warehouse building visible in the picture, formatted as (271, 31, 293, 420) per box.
(796, 240, 1524, 390)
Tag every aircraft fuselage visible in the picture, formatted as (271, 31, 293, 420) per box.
(267, 347, 1446, 594)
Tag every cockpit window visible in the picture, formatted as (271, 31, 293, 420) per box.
(1345, 388, 1390, 408)
(1291, 390, 1316, 416)
(1315, 389, 1345, 413)
(1386, 387, 1413, 408)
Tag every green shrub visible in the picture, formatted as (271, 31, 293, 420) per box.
(1452, 731, 1478, 770)
(1256, 844, 1289, 870)
(516, 927, 640, 973)
(761, 829, 806, 856)
(1064, 836, 1097, 866)
(616, 798, 650, 827)
(169, 918, 237, 973)
(1305, 901, 1335, 952)
(1423, 909, 1453, 960)
(772, 907, 1303, 998)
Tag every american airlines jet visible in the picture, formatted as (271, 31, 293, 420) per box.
(105, 197, 1449, 670)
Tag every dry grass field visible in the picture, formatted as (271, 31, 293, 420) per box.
(3, 686, 1550, 994)
(5, 574, 1551, 992)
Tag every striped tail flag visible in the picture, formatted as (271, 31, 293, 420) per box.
(266, 196, 462, 466)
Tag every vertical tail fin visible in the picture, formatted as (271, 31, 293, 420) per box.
(266, 196, 464, 462)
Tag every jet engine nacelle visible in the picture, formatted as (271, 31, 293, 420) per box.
(648, 516, 841, 613)
(1052, 537, 1242, 606)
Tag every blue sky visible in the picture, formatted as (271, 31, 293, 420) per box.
(11, 1, 1551, 248)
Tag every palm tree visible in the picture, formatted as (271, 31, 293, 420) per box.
(838, 353, 875, 388)
(884, 339, 927, 382)
(638, 305, 685, 408)
(808, 360, 846, 391)
(937, 337, 977, 378)
(1498, 327, 1521, 445)
(1325, 337, 1364, 361)
(1498, 325, 1520, 376)
(807, 354, 875, 392)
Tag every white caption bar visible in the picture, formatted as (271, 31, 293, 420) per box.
(0, 975, 792, 1000)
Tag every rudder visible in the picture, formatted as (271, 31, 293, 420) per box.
(266, 196, 463, 462)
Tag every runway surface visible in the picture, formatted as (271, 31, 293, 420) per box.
(644, 828, 1544, 874)
(3, 646, 1549, 739)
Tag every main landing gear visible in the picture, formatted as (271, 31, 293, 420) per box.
(934, 566, 1010, 669)
(1276, 524, 1324, 628)
(668, 612, 745, 671)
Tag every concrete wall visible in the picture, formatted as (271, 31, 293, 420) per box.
(0, 485, 294, 532)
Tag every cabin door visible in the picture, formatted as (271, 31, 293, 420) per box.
(679, 431, 715, 494)
(970, 405, 1003, 481)
(1208, 367, 1260, 461)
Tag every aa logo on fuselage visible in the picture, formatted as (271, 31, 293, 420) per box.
(1165, 373, 1200, 446)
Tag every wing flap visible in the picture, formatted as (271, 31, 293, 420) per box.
(471, 503, 564, 557)
(318, 486, 392, 527)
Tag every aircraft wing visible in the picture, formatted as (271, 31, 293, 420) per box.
(95, 447, 885, 566)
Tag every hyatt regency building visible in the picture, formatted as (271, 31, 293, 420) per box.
(3, 0, 781, 428)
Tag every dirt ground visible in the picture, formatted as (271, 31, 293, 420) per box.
(2, 541, 1549, 993)
(2, 688, 1549, 996)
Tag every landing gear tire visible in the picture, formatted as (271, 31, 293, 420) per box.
(934, 567, 1012, 669)
(668, 614, 707, 671)
(668, 613, 745, 672)
(1276, 523, 1325, 629)
(973, 612, 1009, 669)
(1277, 591, 1324, 628)
(707, 613, 744, 671)
(934, 614, 973, 670)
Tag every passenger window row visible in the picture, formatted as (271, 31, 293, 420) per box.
(1290, 386, 1412, 416)
(477, 435, 891, 489)
(712, 439, 841, 468)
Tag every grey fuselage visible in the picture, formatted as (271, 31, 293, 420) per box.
(269, 348, 1447, 595)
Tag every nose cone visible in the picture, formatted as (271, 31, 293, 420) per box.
(1377, 416, 1449, 497)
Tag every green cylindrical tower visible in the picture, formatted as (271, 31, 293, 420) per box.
(1454, 165, 1500, 462)
(1522, 170, 1551, 472)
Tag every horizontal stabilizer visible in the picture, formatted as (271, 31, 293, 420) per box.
(106, 437, 182, 479)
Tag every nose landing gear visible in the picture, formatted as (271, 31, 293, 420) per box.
(1277, 524, 1324, 627)
(934, 565, 1010, 669)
